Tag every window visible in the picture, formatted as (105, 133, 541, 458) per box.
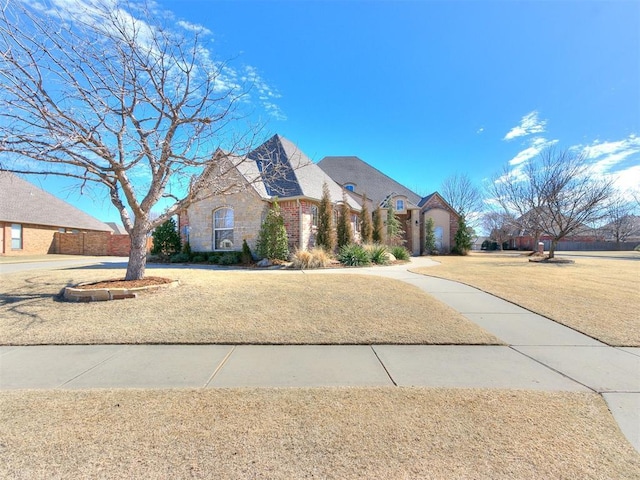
(344, 184, 355, 192)
(353, 214, 360, 232)
(11, 224, 22, 250)
(396, 199, 405, 211)
(311, 205, 318, 227)
(213, 208, 234, 250)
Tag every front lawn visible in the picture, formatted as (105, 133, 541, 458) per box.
(1, 388, 638, 479)
(0, 267, 499, 345)
(412, 253, 639, 346)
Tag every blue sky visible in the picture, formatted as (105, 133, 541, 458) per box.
(25, 0, 640, 223)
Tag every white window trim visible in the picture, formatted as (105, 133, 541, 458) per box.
(11, 224, 22, 250)
(213, 207, 234, 251)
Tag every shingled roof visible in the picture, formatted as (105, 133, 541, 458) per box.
(317, 156, 423, 208)
(242, 135, 360, 209)
(0, 172, 112, 232)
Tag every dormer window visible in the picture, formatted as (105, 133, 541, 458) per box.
(344, 183, 355, 192)
(396, 199, 405, 211)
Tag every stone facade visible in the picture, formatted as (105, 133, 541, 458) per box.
(184, 187, 266, 253)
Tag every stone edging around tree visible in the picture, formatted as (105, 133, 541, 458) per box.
(63, 280, 179, 302)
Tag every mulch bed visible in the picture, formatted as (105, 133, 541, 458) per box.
(74, 276, 174, 290)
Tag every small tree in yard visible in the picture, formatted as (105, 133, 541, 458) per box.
(482, 211, 515, 251)
(151, 218, 181, 258)
(256, 199, 289, 261)
(424, 217, 437, 254)
(316, 182, 334, 251)
(452, 216, 472, 255)
(336, 191, 353, 249)
(385, 200, 405, 246)
(359, 193, 372, 244)
(372, 205, 384, 243)
(0, 1, 270, 280)
(490, 148, 613, 259)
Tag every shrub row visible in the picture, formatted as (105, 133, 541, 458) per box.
(338, 243, 411, 267)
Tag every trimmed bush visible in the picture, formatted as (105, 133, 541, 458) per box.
(241, 239, 253, 265)
(151, 218, 181, 257)
(338, 243, 371, 267)
(169, 252, 190, 263)
(291, 247, 332, 269)
(219, 251, 241, 265)
(191, 254, 207, 263)
(256, 198, 289, 261)
(366, 244, 389, 265)
(390, 245, 410, 261)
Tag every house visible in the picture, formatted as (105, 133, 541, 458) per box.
(0, 171, 119, 256)
(318, 156, 460, 254)
(181, 135, 361, 254)
(181, 135, 460, 256)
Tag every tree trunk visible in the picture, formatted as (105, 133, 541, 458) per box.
(125, 226, 149, 280)
(548, 239, 558, 259)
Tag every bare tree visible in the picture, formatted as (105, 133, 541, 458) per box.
(531, 149, 613, 258)
(440, 173, 484, 218)
(603, 196, 639, 248)
(487, 168, 545, 252)
(482, 211, 515, 250)
(0, 0, 266, 280)
(491, 148, 613, 259)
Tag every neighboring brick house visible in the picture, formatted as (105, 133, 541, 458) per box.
(0, 171, 118, 256)
(182, 135, 460, 256)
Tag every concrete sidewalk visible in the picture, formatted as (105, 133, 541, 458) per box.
(0, 256, 638, 452)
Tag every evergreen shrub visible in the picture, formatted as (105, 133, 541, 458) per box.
(170, 252, 190, 263)
(390, 245, 410, 261)
(366, 244, 389, 265)
(151, 218, 181, 257)
(338, 243, 371, 266)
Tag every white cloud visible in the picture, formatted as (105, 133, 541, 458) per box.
(508, 137, 558, 166)
(242, 66, 287, 121)
(580, 135, 640, 197)
(582, 135, 640, 173)
(607, 164, 640, 198)
(176, 20, 212, 35)
(21, 0, 284, 120)
(504, 111, 547, 141)
(477, 127, 484, 134)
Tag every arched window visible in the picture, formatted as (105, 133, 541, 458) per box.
(344, 183, 355, 192)
(213, 208, 234, 250)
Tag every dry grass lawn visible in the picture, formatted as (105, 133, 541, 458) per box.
(1, 388, 638, 479)
(412, 253, 639, 346)
(0, 267, 499, 345)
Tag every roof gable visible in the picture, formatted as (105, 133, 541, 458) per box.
(0, 172, 112, 231)
(317, 156, 422, 207)
(244, 135, 360, 209)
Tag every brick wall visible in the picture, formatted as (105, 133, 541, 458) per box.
(54, 232, 133, 256)
(0, 222, 59, 255)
